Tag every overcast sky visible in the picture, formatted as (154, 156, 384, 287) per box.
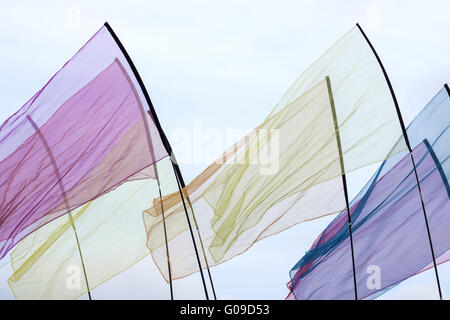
(0, 0, 449, 299)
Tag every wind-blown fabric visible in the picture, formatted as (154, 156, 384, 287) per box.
(143, 26, 407, 281)
(145, 79, 346, 280)
(8, 158, 177, 299)
(4, 25, 176, 299)
(288, 87, 450, 300)
(0, 25, 168, 259)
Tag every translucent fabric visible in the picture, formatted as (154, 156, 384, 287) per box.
(3, 25, 177, 299)
(288, 87, 450, 300)
(270, 26, 407, 171)
(8, 158, 177, 299)
(145, 79, 346, 280)
(0, 25, 168, 259)
(143, 26, 406, 281)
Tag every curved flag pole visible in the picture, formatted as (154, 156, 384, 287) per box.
(171, 154, 217, 300)
(104, 22, 214, 300)
(356, 23, 443, 300)
(157, 176, 174, 299)
(171, 156, 210, 300)
(326, 76, 358, 300)
(179, 177, 218, 300)
(26, 115, 92, 300)
(115, 58, 175, 300)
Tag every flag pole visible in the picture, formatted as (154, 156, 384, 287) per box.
(115, 57, 174, 300)
(104, 22, 211, 300)
(170, 154, 217, 299)
(156, 169, 174, 300)
(26, 115, 92, 300)
(356, 23, 443, 300)
(326, 76, 358, 300)
(183, 191, 218, 300)
(171, 156, 210, 299)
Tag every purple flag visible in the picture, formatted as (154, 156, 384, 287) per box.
(0, 26, 168, 258)
(288, 87, 450, 299)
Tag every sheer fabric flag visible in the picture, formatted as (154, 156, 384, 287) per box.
(144, 25, 406, 281)
(3, 24, 178, 299)
(0, 25, 168, 259)
(288, 87, 450, 300)
(269, 26, 407, 171)
(8, 158, 177, 300)
(145, 79, 346, 280)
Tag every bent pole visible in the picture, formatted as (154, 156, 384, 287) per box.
(183, 192, 218, 300)
(326, 76, 358, 300)
(104, 22, 212, 300)
(116, 57, 174, 300)
(156, 168, 174, 300)
(26, 115, 92, 300)
(171, 153, 217, 299)
(171, 157, 210, 300)
(356, 23, 443, 300)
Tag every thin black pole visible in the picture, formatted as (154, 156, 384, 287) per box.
(185, 196, 217, 300)
(356, 23, 443, 300)
(171, 154, 217, 300)
(143, 110, 174, 300)
(326, 77, 358, 300)
(171, 155, 217, 300)
(445, 83, 450, 97)
(105, 22, 213, 299)
(115, 57, 174, 300)
(104, 22, 173, 157)
(171, 158, 210, 300)
(26, 115, 92, 300)
(144, 124, 174, 300)
(157, 175, 174, 300)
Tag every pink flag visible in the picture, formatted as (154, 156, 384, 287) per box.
(0, 25, 169, 258)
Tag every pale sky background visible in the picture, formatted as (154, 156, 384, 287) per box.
(0, 0, 449, 299)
